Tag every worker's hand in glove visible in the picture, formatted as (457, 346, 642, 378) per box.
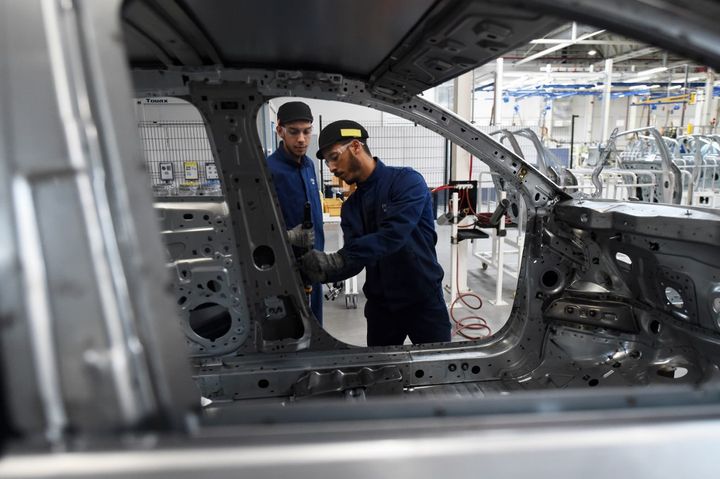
(287, 223, 315, 249)
(298, 250, 345, 284)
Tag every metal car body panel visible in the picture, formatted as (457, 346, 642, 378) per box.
(2, 0, 720, 476)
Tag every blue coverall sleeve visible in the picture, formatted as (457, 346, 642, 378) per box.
(341, 170, 428, 265)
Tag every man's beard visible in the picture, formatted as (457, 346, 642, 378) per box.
(343, 152, 362, 184)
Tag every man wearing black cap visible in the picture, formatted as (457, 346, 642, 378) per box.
(267, 101, 325, 324)
(299, 120, 451, 346)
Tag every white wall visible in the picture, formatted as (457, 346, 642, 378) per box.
(133, 96, 449, 189)
(132, 87, 718, 190)
(269, 97, 390, 127)
(471, 91, 546, 128)
(134, 86, 717, 147)
(269, 97, 448, 187)
(135, 97, 278, 154)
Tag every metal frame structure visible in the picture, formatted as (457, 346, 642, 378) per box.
(131, 67, 720, 406)
(3, 0, 720, 477)
(142, 72, 572, 397)
(586, 127, 720, 206)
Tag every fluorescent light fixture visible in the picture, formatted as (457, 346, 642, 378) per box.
(667, 85, 682, 90)
(629, 84, 648, 90)
(634, 66, 668, 77)
(505, 75, 530, 88)
(648, 84, 661, 89)
(633, 74, 655, 82)
(515, 29, 606, 65)
(588, 49, 597, 56)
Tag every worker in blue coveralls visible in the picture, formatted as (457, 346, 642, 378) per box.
(267, 101, 325, 324)
(299, 120, 451, 346)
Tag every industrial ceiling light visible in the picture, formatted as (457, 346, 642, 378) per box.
(588, 49, 597, 56)
(515, 29, 606, 65)
(634, 66, 668, 77)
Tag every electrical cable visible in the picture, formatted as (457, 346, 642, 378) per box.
(450, 291, 491, 340)
(431, 184, 453, 193)
(464, 188, 478, 217)
(465, 156, 478, 217)
(447, 154, 492, 340)
(460, 155, 479, 224)
(450, 252, 491, 340)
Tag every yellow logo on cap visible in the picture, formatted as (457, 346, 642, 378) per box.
(340, 128, 362, 137)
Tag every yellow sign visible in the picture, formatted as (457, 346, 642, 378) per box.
(340, 128, 362, 137)
(183, 161, 199, 180)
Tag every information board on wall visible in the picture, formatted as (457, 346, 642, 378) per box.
(205, 163, 219, 180)
(159, 162, 174, 181)
(183, 161, 199, 180)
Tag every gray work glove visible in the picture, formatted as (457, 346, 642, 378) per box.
(299, 250, 345, 284)
(287, 223, 315, 249)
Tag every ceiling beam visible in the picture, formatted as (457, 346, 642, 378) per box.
(607, 46, 661, 63)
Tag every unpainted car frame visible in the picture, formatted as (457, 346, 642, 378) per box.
(2, 0, 720, 477)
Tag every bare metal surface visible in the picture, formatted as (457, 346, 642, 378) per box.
(4, 392, 720, 479)
(42, 0, 152, 427)
(3, 0, 720, 476)
(124, 66, 718, 399)
(130, 69, 720, 405)
(156, 201, 251, 356)
(610, 127, 683, 204)
(122, 0, 562, 99)
(0, 0, 198, 443)
(293, 366, 403, 398)
(12, 178, 67, 444)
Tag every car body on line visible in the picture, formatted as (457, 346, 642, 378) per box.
(2, 0, 720, 477)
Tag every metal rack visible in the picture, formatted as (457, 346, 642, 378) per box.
(605, 128, 720, 206)
(472, 172, 525, 306)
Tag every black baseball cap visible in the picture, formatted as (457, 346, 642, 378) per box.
(277, 101, 313, 125)
(316, 120, 369, 159)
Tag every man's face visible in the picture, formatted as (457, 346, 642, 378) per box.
(324, 141, 363, 184)
(277, 120, 313, 159)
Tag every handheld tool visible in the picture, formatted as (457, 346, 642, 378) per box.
(302, 202, 313, 297)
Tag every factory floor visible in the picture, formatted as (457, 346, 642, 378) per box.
(320, 220, 521, 346)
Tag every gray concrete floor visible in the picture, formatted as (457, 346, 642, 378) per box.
(321, 221, 521, 346)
